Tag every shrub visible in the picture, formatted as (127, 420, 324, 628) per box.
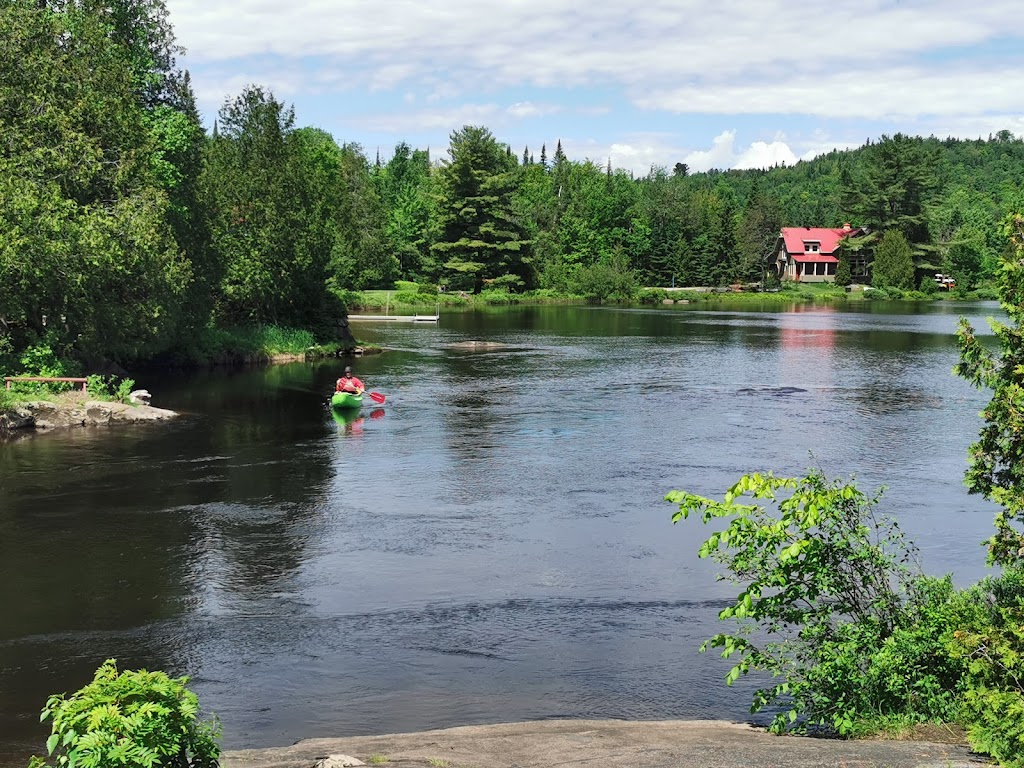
(636, 288, 671, 304)
(86, 375, 137, 403)
(666, 471, 958, 735)
(478, 289, 520, 305)
(395, 280, 420, 292)
(919, 276, 941, 296)
(946, 569, 1024, 767)
(393, 291, 423, 305)
(30, 659, 219, 768)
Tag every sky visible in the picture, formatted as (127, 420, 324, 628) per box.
(165, 0, 1024, 176)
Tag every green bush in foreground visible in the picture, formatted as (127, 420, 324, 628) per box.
(30, 659, 219, 768)
(666, 471, 965, 736)
(947, 569, 1024, 767)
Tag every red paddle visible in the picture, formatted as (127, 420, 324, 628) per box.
(369, 391, 386, 404)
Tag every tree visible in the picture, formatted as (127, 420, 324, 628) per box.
(200, 87, 338, 325)
(956, 213, 1024, 566)
(673, 162, 689, 178)
(0, 0, 189, 361)
(736, 177, 783, 283)
(842, 133, 938, 252)
(430, 125, 531, 292)
(834, 252, 852, 287)
(871, 230, 915, 290)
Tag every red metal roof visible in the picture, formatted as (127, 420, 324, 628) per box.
(781, 226, 860, 255)
(792, 253, 839, 263)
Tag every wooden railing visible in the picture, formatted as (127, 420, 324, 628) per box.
(4, 376, 88, 392)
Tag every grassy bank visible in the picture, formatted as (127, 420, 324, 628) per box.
(347, 286, 586, 310)
(347, 282, 999, 311)
(635, 284, 1000, 305)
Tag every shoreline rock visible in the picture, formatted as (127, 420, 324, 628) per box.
(222, 719, 974, 768)
(0, 399, 177, 438)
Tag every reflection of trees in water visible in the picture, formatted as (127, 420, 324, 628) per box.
(0, 364, 340, 761)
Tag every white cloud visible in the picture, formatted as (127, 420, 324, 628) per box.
(168, 0, 1024, 122)
(351, 104, 502, 133)
(734, 141, 798, 170)
(505, 102, 561, 119)
(683, 130, 739, 173)
(638, 66, 1024, 121)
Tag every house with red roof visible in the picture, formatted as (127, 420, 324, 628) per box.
(772, 224, 867, 283)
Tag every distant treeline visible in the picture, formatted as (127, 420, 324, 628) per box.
(3, 0, 1024, 366)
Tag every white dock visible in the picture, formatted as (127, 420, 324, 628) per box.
(347, 314, 439, 323)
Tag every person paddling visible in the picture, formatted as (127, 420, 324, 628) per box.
(336, 366, 364, 394)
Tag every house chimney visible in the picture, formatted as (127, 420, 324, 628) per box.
(843, 222, 851, 232)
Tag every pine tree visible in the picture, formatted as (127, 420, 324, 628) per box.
(871, 230, 915, 290)
(430, 125, 531, 292)
(554, 140, 566, 165)
(540, 143, 547, 169)
(834, 253, 852, 286)
(522, 146, 529, 166)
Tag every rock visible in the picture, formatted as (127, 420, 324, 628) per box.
(129, 389, 152, 405)
(447, 340, 510, 351)
(0, 406, 35, 433)
(662, 298, 675, 304)
(1, 400, 177, 436)
(313, 756, 365, 768)
(26, 400, 86, 430)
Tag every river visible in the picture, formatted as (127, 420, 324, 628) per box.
(0, 301, 1001, 764)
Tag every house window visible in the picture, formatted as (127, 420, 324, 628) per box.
(804, 241, 820, 253)
(827, 263, 836, 275)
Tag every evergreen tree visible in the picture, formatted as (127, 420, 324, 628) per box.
(834, 252, 852, 287)
(554, 140, 566, 165)
(430, 126, 531, 292)
(842, 133, 938, 249)
(540, 143, 547, 169)
(871, 230, 915, 290)
(956, 212, 1024, 565)
(522, 146, 529, 166)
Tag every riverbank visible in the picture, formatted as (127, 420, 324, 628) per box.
(347, 283, 998, 311)
(222, 719, 976, 768)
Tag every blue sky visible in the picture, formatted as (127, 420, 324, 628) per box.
(166, 0, 1024, 175)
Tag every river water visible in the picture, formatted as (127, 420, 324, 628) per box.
(0, 301, 1002, 764)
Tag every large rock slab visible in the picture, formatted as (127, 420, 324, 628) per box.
(0, 400, 177, 435)
(222, 719, 978, 768)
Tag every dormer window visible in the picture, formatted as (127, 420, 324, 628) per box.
(804, 241, 820, 253)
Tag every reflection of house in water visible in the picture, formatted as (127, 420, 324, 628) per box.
(779, 305, 838, 349)
(771, 224, 867, 283)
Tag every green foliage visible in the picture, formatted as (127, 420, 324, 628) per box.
(636, 288, 672, 304)
(31, 659, 219, 768)
(86, 376, 138, 403)
(842, 133, 939, 249)
(666, 471, 958, 735)
(834, 254, 852, 287)
(945, 569, 1024, 767)
(956, 213, 1024, 565)
(177, 325, 316, 363)
(919, 275, 941, 295)
(431, 126, 532, 292)
(872, 231, 916, 290)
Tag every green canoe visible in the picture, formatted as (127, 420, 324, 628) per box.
(331, 391, 363, 410)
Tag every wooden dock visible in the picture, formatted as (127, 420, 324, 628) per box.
(347, 313, 439, 323)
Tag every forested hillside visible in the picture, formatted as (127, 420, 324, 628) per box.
(3, 0, 1024, 369)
